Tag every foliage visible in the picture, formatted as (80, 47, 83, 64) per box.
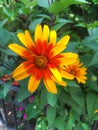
(0, 0, 98, 129)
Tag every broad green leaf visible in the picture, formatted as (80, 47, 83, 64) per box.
(0, 27, 11, 45)
(66, 80, 80, 88)
(29, 18, 43, 32)
(15, 80, 32, 102)
(35, 118, 46, 130)
(0, 19, 8, 27)
(46, 106, 56, 125)
(67, 86, 85, 108)
(21, 0, 37, 8)
(66, 113, 74, 130)
(39, 88, 47, 109)
(49, 0, 88, 14)
(81, 123, 90, 130)
(3, 7, 15, 19)
(3, 82, 11, 98)
(92, 0, 98, 4)
(38, 0, 49, 8)
(60, 91, 84, 114)
(89, 51, 98, 66)
(47, 92, 58, 107)
(86, 92, 98, 120)
(54, 116, 65, 130)
(26, 102, 40, 120)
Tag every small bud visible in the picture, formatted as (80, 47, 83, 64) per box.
(91, 75, 97, 81)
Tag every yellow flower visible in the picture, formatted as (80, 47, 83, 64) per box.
(8, 24, 78, 94)
(94, 110, 98, 113)
(61, 60, 87, 84)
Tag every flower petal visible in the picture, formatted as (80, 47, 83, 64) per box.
(60, 53, 78, 66)
(12, 61, 34, 80)
(51, 35, 70, 56)
(17, 30, 34, 49)
(42, 25, 49, 42)
(28, 75, 41, 93)
(50, 30, 57, 45)
(59, 68, 74, 79)
(8, 43, 33, 60)
(48, 64, 62, 82)
(35, 24, 42, 42)
(43, 75, 57, 94)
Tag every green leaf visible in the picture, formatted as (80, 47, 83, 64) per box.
(89, 51, 98, 66)
(15, 80, 32, 102)
(21, 0, 37, 7)
(66, 112, 74, 130)
(0, 19, 8, 27)
(49, 0, 88, 14)
(0, 82, 11, 99)
(38, 0, 49, 8)
(60, 91, 83, 114)
(29, 18, 43, 32)
(3, 7, 15, 19)
(0, 27, 11, 46)
(86, 92, 98, 120)
(39, 88, 47, 109)
(66, 80, 80, 88)
(92, 0, 98, 4)
(35, 117, 46, 130)
(47, 92, 58, 107)
(54, 116, 65, 130)
(26, 102, 40, 120)
(46, 106, 56, 126)
(67, 86, 85, 108)
(81, 123, 90, 130)
(3, 82, 11, 98)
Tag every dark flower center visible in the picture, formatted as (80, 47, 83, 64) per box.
(34, 55, 48, 69)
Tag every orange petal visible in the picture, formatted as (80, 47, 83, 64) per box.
(43, 77, 57, 94)
(28, 75, 41, 93)
(59, 68, 74, 80)
(8, 43, 33, 60)
(34, 24, 42, 42)
(12, 61, 34, 80)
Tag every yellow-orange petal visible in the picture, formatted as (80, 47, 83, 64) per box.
(59, 68, 74, 80)
(35, 24, 42, 42)
(51, 35, 70, 56)
(48, 64, 62, 82)
(50, 30, 57, 45)
(60, 53, 78, 66)
(12, 61, 34, 80)
(42, 25, 49, 42)
(8, 43, 33, 60)
(17, 30, 34, 49)
(43, 77, 57, 94)
(28, 75, 41, 93)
